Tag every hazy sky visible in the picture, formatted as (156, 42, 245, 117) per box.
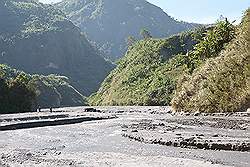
(39, 0, 250, 24)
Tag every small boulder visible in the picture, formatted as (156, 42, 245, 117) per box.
(212, 134, 219, 137)
(26, 152, 32, 157)
(84, 108, 101, 112)
(194, 111, 200, 116)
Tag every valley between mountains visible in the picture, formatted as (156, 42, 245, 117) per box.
(0, 0, 249, 167)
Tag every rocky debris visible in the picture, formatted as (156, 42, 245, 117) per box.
(26, 152, 32, 157)
(0, 107, 249, 167)
(194, 111, 200, 116)
(0, 160, 10, 167)
(209, 118, 249, 130)
(84, 108, 102, 113)
(172, 112, 250, 118)
(162, 117, 249, 130)
(0, 149, 76, 167)
(114, 110, 126, 113)
(122, 115, 250, 152)
(122, 133, 250, 152)
(123, 120, 183, 132)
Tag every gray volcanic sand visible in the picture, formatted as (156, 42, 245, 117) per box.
(0, 106, 249, 167)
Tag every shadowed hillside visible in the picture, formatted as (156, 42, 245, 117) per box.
(0, 64, 87, 113)
(0, 0, 114, 96)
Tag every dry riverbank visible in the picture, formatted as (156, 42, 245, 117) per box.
(0, 107, 249, 167)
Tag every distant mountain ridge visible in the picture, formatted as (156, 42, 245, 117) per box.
(0, 0, 114, 96)
(56, 0, 199, 61)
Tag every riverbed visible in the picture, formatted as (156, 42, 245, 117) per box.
(0, 106, 249, 167)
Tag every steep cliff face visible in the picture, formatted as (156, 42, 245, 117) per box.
(0, 0, 114, 96)
(56, 0, 198, 60)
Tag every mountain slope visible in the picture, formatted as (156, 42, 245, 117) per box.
(0, 64, 87, 113)
(89, 30, 201, 105)
(0, 0, 114, 96)
(0, 65, 36, 114)
(56, 0, 198, 60)
(172, 9, 250, 113)
(89, 19, 236, 106)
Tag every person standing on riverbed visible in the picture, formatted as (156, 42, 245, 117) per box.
(37, 106, 41, 112)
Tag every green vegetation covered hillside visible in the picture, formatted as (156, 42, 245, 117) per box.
(89, 18, 237, 106)
(0, 65, 36, 114)
(172, 9, 250, 113)
(0, 0, 114, 96)
(0, 64, 87, 114)
(89, 29, 203, 105)
(56, 0, 198, 61)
